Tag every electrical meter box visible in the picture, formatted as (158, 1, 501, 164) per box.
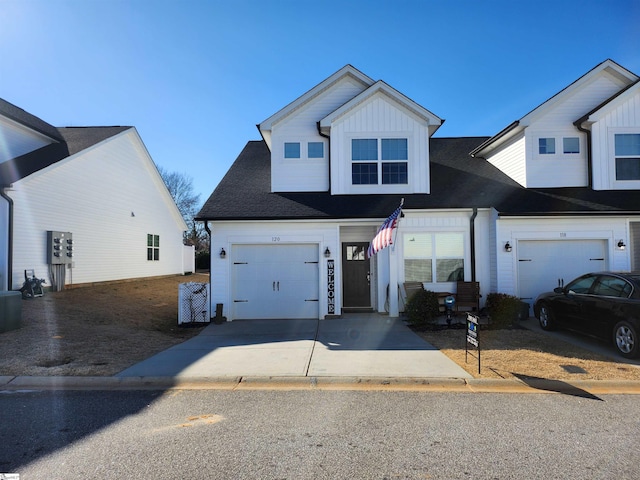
(47, 231, 74, 265)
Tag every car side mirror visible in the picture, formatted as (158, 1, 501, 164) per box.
(553, 287, 564, 294)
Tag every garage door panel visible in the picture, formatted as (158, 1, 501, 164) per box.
(518, 240, 607, 304)
(232, 244, 319, 320)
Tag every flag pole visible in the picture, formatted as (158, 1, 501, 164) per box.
(391, 198, 404, 253)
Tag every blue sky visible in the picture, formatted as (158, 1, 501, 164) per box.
(2, 0, 639, 204)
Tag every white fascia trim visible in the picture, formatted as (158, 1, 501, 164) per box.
(319, 80, 443, 135)
(258, 65, 375, 134)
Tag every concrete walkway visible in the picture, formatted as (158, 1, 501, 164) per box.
(117, 314, 472, 379)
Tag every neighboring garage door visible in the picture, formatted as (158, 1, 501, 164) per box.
(232, 244, 319, 319)
(517, 240, 607, 304)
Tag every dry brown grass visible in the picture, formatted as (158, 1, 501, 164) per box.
(0, 274, 207, 376)
(415, 326, 640, 381)
(2, 274, 640, 381)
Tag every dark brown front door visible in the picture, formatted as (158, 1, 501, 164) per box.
(342, 243, 371, 309)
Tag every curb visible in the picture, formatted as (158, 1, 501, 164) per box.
(2, 375, 640, 394)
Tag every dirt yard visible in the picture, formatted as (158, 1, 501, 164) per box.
(0, 274, 207, 376)
(1, 274, 639, 380)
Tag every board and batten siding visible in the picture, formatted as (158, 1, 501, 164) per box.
(0, 116, 55, 163)
(330, 93, 431, 195)
(270, 76, 369, 192)
(8, 129, 186, 289)
(590, 88, 640, 190)
(495, 216, 632, 299)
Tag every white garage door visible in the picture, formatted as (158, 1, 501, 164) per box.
(517, 240, 607, 304)
(232, 244, 319, 319)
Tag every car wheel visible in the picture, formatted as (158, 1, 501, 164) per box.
(613, 321, 639, 359)
(538, 304, 556, 331)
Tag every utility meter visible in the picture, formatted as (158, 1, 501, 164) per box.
(47, 231, 73, 265)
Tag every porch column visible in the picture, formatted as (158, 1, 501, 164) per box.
(388, 245, 400, 317)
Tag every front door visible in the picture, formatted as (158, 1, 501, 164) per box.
(342, 243, 371, 309)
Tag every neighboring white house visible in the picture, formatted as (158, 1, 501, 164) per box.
(0, 98, 189, 291)
(196, 60, 640, 321)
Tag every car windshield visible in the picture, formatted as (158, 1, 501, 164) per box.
(566, 275, 596, 294)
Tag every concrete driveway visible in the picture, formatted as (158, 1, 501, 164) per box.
(117, 314, 472, 379)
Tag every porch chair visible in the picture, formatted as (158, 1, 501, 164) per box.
(455, 281, 480, 314)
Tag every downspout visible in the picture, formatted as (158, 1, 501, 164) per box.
(574, 119, 593, 189)
(0, 189, 13, 290)
(317, 122, 331, 192)
(204, 220, 212, 320)
(470, 208, 477, 282)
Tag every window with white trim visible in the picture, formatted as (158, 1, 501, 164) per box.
(351, 138, 408, 185)
(308, 142, 324, 158)
(403, 232, 464, 283)
(615, 133, 640, 180)
(147, 234, 159, 261)
(563, 137, 580, 154)
(284, 142, 300, 159)
(538, 138, 555, 154)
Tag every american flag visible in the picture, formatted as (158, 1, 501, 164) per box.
(367, 200, 404, 258)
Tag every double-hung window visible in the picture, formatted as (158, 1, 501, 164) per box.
(147, 234, 159, 261)
(403, 233, 464, 283)
(615, 133, 640, 180)
(352, 138, 408, 185)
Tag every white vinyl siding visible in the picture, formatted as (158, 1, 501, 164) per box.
(270, 76, 369, 193)
(9, 130, 187, 288)
(330, 93, 430, 195)
(590, 87, 640, 189)
(485, 131, 527, 186)
(0, 116, 56, 163)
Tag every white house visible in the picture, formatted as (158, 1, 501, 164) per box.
(0, 98, 189, 292)
(197, 61, 640, 321)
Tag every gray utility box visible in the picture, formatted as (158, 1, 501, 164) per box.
(47, 231, 74, 264)
(0, 291, 22, 332)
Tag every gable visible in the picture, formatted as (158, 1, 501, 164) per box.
(0, 126, 131, 187)
(327, 89, 439, 195)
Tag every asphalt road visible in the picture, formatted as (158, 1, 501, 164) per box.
(2, 389, 639, 479)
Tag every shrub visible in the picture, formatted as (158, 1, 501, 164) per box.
(485, 292, 525, 329)
(405, 289, 440, 326)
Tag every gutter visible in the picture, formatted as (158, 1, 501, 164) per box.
(573, 118, 593, 189)
(317, 121, 331, 192)
(0, 188, 13, 290)
(469, 208, 477, 282)
(203, 221, 212, 320)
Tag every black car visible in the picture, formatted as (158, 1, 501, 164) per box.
(533, 271, 640, 358)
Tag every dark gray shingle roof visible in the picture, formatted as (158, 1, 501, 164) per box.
(0, 97, 64, 142)
(0, 126, 131, 186)
(197, 137, 640, 221)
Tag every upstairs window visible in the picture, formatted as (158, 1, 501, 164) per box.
(308, 142, 324, 158)
(147, 234, 159, 261)
(615, 133, 640, 180)
(563, 137, 580, 154)
(538, 138, 555, 154)
(284, 142, 300, 158)
(352, 138, 408, 185)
